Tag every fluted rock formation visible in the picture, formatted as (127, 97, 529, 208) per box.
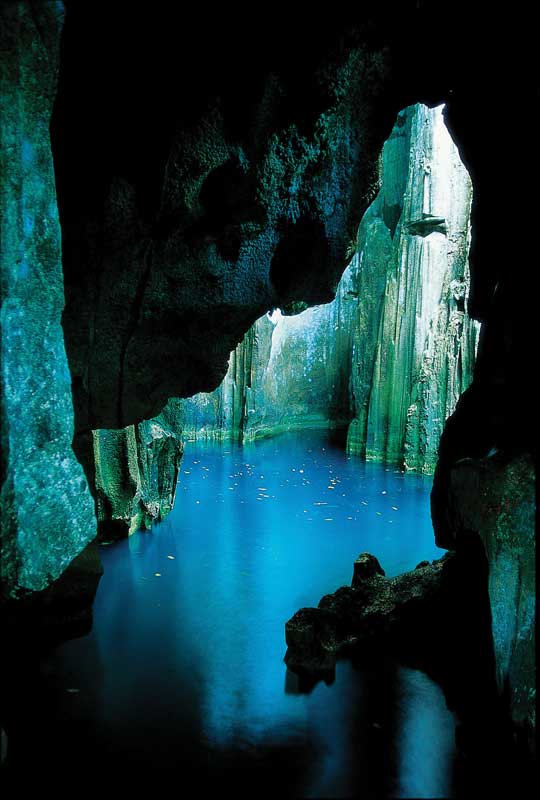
(93, 401, 183, 539)
(0, 3, 95, 598)
(347, 104, 479, 472)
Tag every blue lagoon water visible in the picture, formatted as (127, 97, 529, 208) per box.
(22, 432, 457, 796)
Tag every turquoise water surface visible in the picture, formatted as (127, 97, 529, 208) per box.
(21, 432, 457, 796)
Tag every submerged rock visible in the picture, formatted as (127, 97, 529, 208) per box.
(352, 552, 385, 584)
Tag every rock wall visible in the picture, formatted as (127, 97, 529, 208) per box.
(0, 2, 95, 599)
(435, 453, 536, 748)
(54, 7, 401, 437)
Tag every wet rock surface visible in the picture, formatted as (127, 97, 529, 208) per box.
(285, 541, 537, 789)
(347, 105, 478, 473)
(285, 552, 456, 679)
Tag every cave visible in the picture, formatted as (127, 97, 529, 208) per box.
(0, 2, 537, 797)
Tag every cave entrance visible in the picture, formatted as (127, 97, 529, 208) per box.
(179, 102, 478, 474)
(76, 103, 480, 796)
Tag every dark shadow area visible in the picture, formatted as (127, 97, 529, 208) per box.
(285, 533, 537, 797)
(270, 217, 333, 306)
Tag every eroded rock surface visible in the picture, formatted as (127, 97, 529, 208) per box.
(181, 287, 354, 442)
(54, 7, 402, 435)
(0, 3, 96, 598)
(0, 3, 535, 759)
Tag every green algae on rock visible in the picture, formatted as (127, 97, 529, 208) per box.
(93, 400, 183, 539)
(0, 3, 96, 598)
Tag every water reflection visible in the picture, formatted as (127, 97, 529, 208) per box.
(395, 668, 457, 798)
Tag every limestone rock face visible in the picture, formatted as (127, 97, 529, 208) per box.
(347, 104, 479, 473)
(93, 401, 183, 538)
(0, 3, 95, 598)
(435, 454, 536, 745)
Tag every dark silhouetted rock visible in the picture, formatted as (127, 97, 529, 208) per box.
(352, 552, 386, 585)
(285, 552, 454, 679)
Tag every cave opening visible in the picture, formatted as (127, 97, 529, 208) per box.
(19, 103, 492, 797)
